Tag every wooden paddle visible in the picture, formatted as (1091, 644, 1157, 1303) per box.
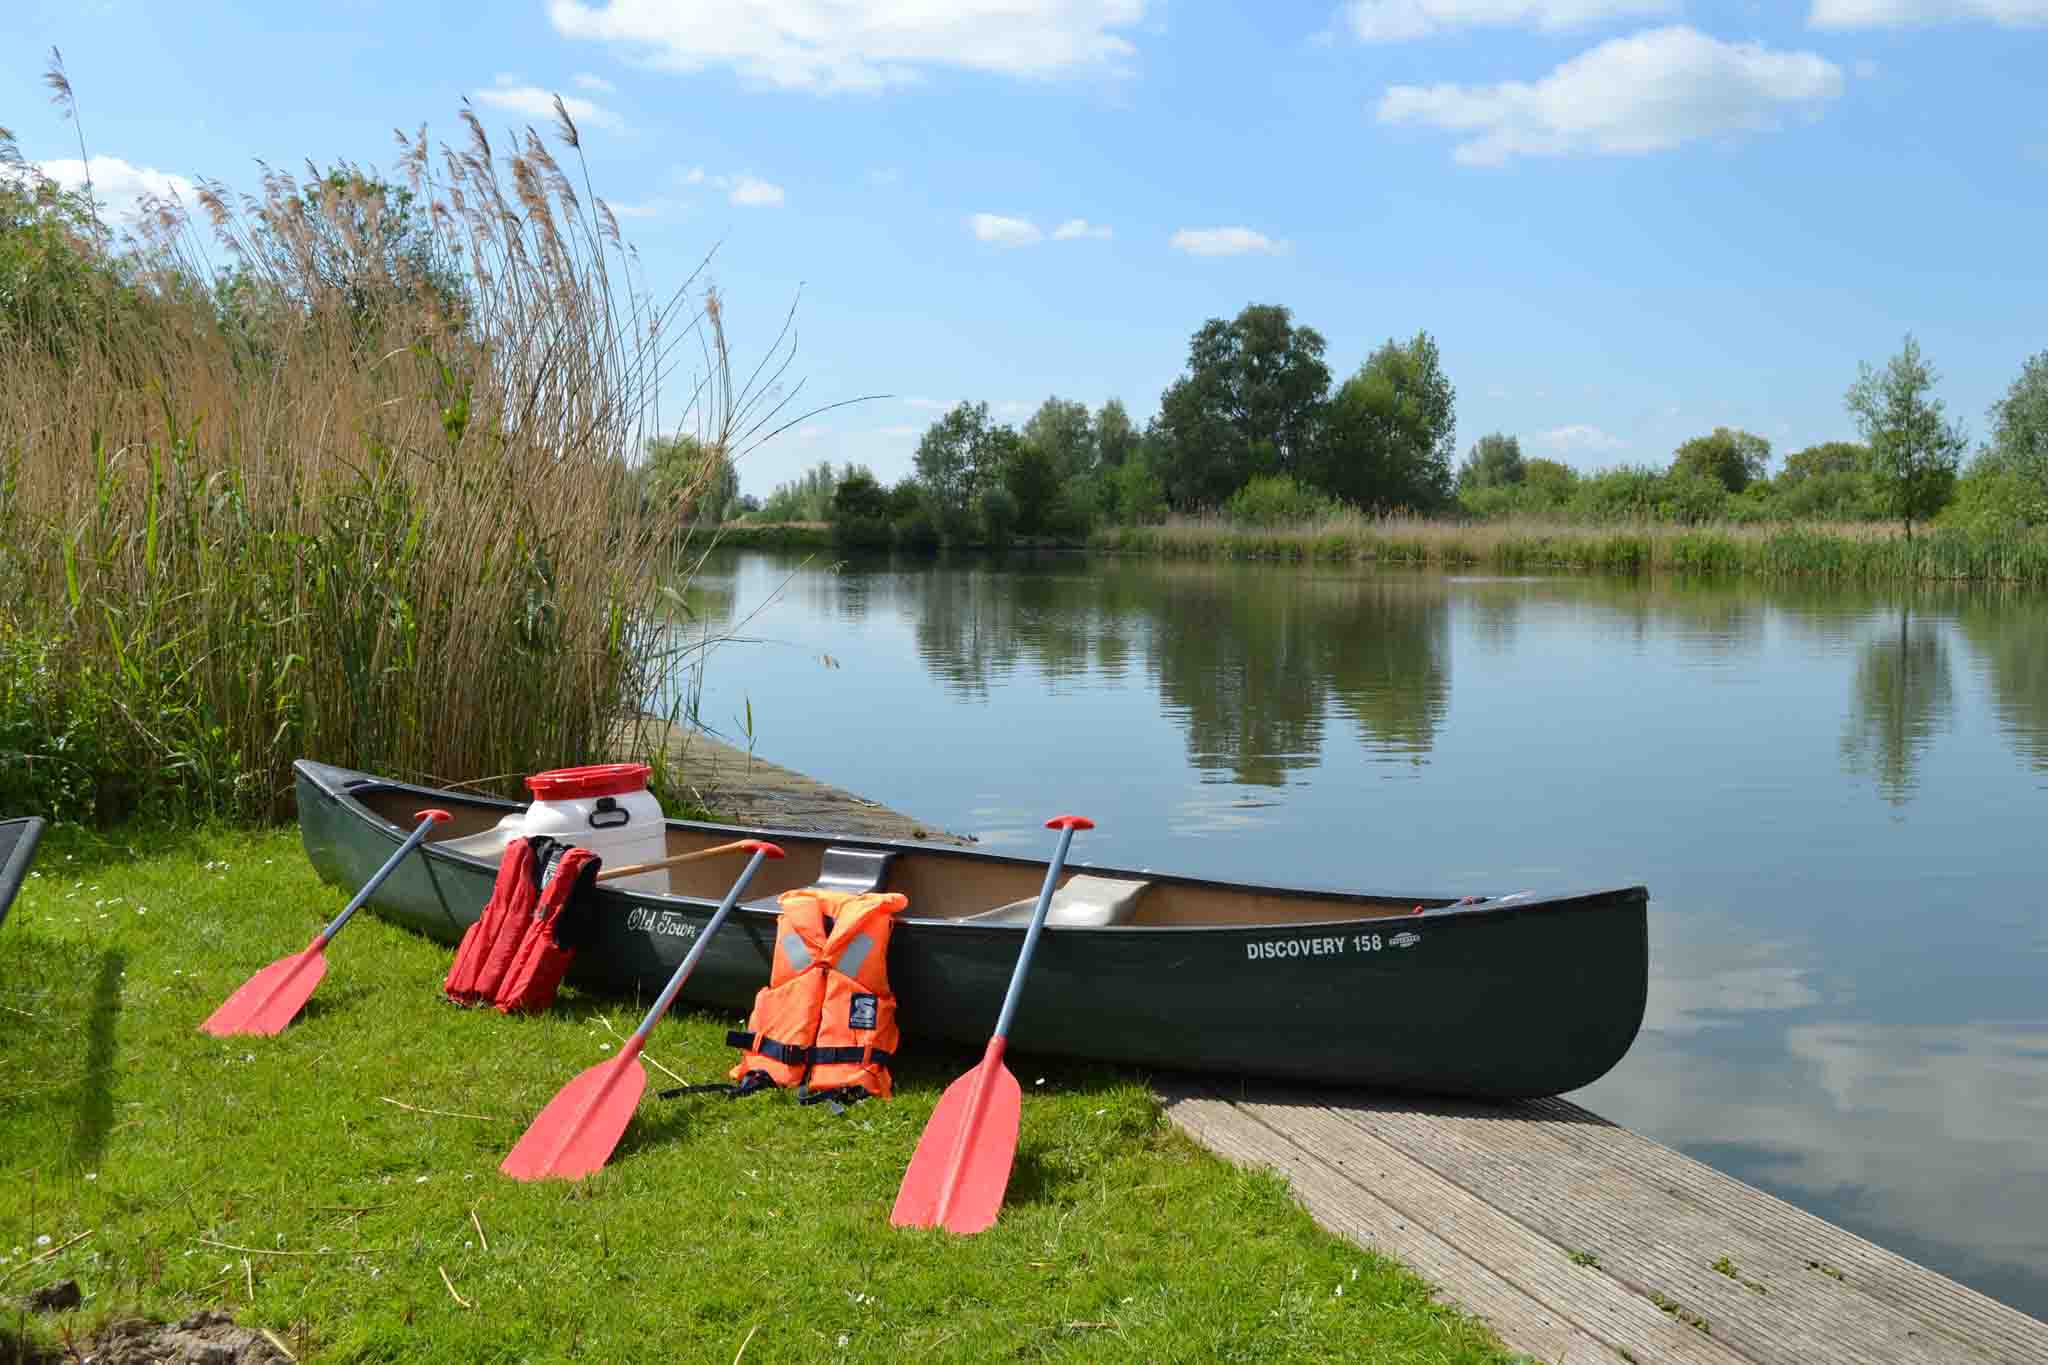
(593, 840, 755, 884)
(499, 838, 785, 1182)
(200, 807, 452, 1037)
(890, 814, 1093, 1235)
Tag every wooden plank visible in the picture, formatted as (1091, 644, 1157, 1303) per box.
(1239, 1083, 2018, 1365)
(613, 718, 976, 845)
(1166, 1092, 1657, 1365)
(1521, 1096, 2048, 1365)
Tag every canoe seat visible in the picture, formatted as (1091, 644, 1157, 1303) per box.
(746, 845, 897, 909)
(812, 846, 896, 895)
(959, 874, 1150, 928)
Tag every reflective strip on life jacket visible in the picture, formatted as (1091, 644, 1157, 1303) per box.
(729, 888, 906, 1098)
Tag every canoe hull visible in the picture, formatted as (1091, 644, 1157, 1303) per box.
(295, 760, 1648, 1099)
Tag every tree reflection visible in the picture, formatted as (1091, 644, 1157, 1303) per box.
(1840, 607, 1955, 805)
(906, 560, 1451, 786)
(1956, 599, 2048, 772)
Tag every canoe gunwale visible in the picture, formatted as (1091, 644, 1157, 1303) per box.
(298, 759, 1648, 934)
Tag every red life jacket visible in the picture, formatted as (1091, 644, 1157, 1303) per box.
(726, 888, 906, 1102)
(494, 845, 603, 1014)
(444, 837, 542, 1005)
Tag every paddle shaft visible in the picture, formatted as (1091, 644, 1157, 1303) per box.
(625, 844, 773, 1047)
(594, 840, 753, 884)
(318, 810, 447, 945)
(991, 822, 1081, 1041)
(925, 821, 1084, 1227)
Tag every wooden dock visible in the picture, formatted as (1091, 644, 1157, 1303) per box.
(639, 723, 2048, 1365)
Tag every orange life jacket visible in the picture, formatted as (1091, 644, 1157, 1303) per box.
(725, 888, 907, 1102)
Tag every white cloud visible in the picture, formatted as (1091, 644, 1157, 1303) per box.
(1169, 226, 1287, 257)
(1533, 423, 1626, 456)
(605, 199, 664, 218)
(474, 76, 626, 132)
(970, 213, 1045, 247)
(546, 0, 1149, 94)
(24, 156, 196, 227)
(1343, 0, 1673, 41)
(1051, 217, 1112, 240)
(678, 166, 785, 207)
(1376, 26, 1843, 166)
(1810, 0, 2048, 27)
(574, 72, 617, 92)
(727, 175, 785, 207)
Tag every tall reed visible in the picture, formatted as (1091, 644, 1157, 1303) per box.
(1, 80, 792, 824)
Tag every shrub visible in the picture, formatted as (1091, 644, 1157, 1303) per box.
(1224, 474, 1338, 527)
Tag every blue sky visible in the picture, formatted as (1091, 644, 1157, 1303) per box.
(6, 0, 2046, 497)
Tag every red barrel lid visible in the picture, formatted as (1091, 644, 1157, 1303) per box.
(525, 763, 652, 801)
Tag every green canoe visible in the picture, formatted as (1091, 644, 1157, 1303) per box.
(295, 759, 1648, 1099)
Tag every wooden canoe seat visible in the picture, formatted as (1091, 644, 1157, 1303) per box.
(958, 874, 1150, 928)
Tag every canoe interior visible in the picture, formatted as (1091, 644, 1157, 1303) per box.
(353, 785, 1458, 928)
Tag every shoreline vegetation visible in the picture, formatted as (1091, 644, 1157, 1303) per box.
(699, 515, 2048, 586)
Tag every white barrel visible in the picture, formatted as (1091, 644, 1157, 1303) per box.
(514, 764, 669, 893)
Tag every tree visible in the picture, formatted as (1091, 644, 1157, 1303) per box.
(1153, 304, 1331, 510)
(1458, 433, 1525, 492)
(1114, 443, 1168, 525)
(1001, 431, 1061, 536)
(1669, 427, 1769, 493)
(1523, 459, 1580, 504)
(1022, 397, 1095, 482)
(913, 401, 1001, 539)
(830, 468, 893, 549)
(759, 460, 849, 522)
(1845, 335, 1966, 540)
(1985, 350, 2048, 488)
(1096, 398, 1137, 468)
(642, 433, 735, 522)
(1311, 332, 1457, 512)
(1778, 441, 1867, 485)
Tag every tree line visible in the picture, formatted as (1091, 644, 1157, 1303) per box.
(660, 303, 2047, 547)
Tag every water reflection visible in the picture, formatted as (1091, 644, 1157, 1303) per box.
(1839, 607, 1955, 806)
(903, 561, 1452, 785)
(672, 550, 2048, 1316)
(1957, 599, 2048, 773)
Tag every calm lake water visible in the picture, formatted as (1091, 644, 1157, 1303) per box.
(666, 549, 2048, 1318)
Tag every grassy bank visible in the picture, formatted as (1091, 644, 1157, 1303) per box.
(1, 827, 1517, 1364)
(1092, 514, 2048, 584)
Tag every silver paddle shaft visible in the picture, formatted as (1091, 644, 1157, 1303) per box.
(319, 812, 442, 944)
(992, 824, 1081, 1042)
(632, 846, 771, 1042)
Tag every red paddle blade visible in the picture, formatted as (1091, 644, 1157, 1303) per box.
(890, 1043, 1023, 1235)
(500, 1052, 649, 1182)
(199, 942, 328, 1037)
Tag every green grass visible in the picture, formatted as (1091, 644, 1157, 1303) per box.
(1, 826, 1515, 1364)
